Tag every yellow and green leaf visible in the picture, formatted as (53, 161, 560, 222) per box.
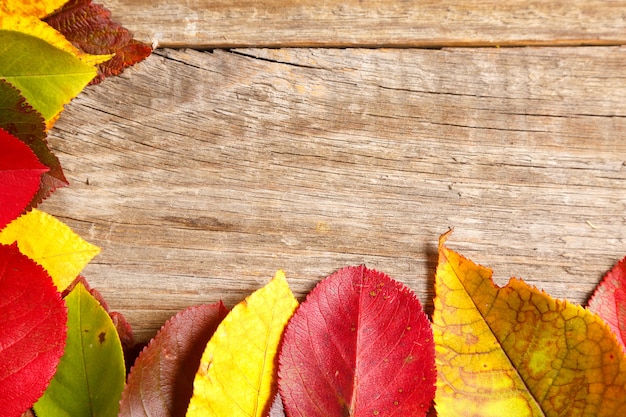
(433, 232, 626, 416)
(186, 270, 299, 417)
(0, 208, 100, 291)
(0, 30, 97, 125)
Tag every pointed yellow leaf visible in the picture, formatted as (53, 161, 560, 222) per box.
(1, 0, 69, 18)
(186, 270, 299, 417)
(0, 14, 112, 66)
(0, 209, 100, 290)
(433, 231, 626, 417)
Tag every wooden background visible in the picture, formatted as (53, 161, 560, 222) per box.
(42, 0, 626, 342)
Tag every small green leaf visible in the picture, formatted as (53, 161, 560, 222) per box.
(0, 30, 96, 124)
(34, 283, 125, 417)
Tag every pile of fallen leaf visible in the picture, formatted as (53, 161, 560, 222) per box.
(2, 1, 626, 417)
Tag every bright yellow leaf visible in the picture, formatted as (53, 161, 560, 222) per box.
(433, 231, 626, 417)
(186, 270, 299, 417)
(0, 14, 112, 66)
(1, 0, 68, 18)
(0, 209, 100, 290)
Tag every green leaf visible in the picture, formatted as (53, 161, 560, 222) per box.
(0, 30, 96, 124)
(34, 283, 125, 417)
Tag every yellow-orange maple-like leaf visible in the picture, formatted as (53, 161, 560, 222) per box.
(1, 0, 68, 18)
(0, 209, 100, 290)
(433, 231, 626, 417)
(186, 270, 298, 417)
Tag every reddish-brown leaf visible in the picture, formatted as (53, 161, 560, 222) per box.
(279, 265, 436, 417)
(44, 0, 152, 85)
(0, 128, 48, 229)
(119, 303, 228, 417)
(0, 243, 67, 417)
(589, 256, 626, 349)
(0, 80, 68, 208)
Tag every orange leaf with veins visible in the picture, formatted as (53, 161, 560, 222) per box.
(433, 231, 626, 417)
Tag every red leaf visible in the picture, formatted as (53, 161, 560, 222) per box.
(44, 0, 152, 85)
(268, 393, 287, 417)
(119, 303, 228, 417)
(0, 244, 67, 417)
(588, 256, 626, 349)
(0, 129, 48, 229)
(0, 80, 68, 208)
(278, 265, 436, 417)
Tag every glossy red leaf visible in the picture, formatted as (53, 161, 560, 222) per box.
(0, 128, 48, 229)
(44, 0, 152, 85)
(0, 80, 68, 208)
(588, 256, 626, 349)
(119, 302, 228, 417)
(279, 265, 436, 417)
(0, 243, 67, 417)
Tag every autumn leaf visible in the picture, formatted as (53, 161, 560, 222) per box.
(588, 256, 626, 350)
(119, 302, 228, 417)
(0, 128, 48, 229)
(33, 282, 126, 417)
(278, 265, 436, 417)
(186, 270, 298, 417)
(0, 243, 67, 417)
(1, 0, 68, 19)
(0, 79, 68, 206)
(0, 209, 100, 291)
(0, 13, 112, 66)
(45, 0, 152, 85)
(268, 394, 287, 417)
(0, 30, 97, 124)
(433, 232, 626, 416)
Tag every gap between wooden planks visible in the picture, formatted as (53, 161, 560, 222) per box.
(43, 46, 626, 342)
(104, 0, 626, 48)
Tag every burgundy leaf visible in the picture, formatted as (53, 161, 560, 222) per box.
(0, 244, 67, 417)
(279, 265, 436, 417)
(119, 302, 228, 417)
(44, 0, 152, 85)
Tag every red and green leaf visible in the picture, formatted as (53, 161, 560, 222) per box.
(0, 79, 68, 207)
(45, 0, 152, 85)
(0, 128, 48, 229)
(589, 256, 626, 350)
(0, 243, 67, 417)
(119, 303, 228, 417)
(278, 265, 436, 417)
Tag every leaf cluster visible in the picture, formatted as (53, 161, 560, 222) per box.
(2, 2, 626, 417)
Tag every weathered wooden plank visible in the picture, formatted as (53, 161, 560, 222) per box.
(105, 0, 626, 48)
(43, 47, 626, 341)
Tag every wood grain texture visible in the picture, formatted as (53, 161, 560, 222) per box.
(105, 0, 626, 48)
(43, 47, 626, 341)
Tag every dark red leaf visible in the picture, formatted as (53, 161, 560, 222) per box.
(119, 303, 228, 417)
(588, 256, 626, 349)
(279, 265, 436, 417)
(0, 243, 67, 417)
(0, 80, 68, 208)
(44, 0, 152, 85)
(0, 129, 49, 229)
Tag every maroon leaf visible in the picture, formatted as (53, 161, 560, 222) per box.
(119, 302, 228, 417)
(0, 128, 49, 229)
(0, 243, 67, 417)
(588, 256, 626, 349)
(278, 265, 436, 417)
(0, 80, 68, 208)
(44, 0, 152, 85)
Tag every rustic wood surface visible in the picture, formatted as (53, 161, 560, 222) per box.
(42, 44, 626, 342)
(106, 0, 626, 48)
